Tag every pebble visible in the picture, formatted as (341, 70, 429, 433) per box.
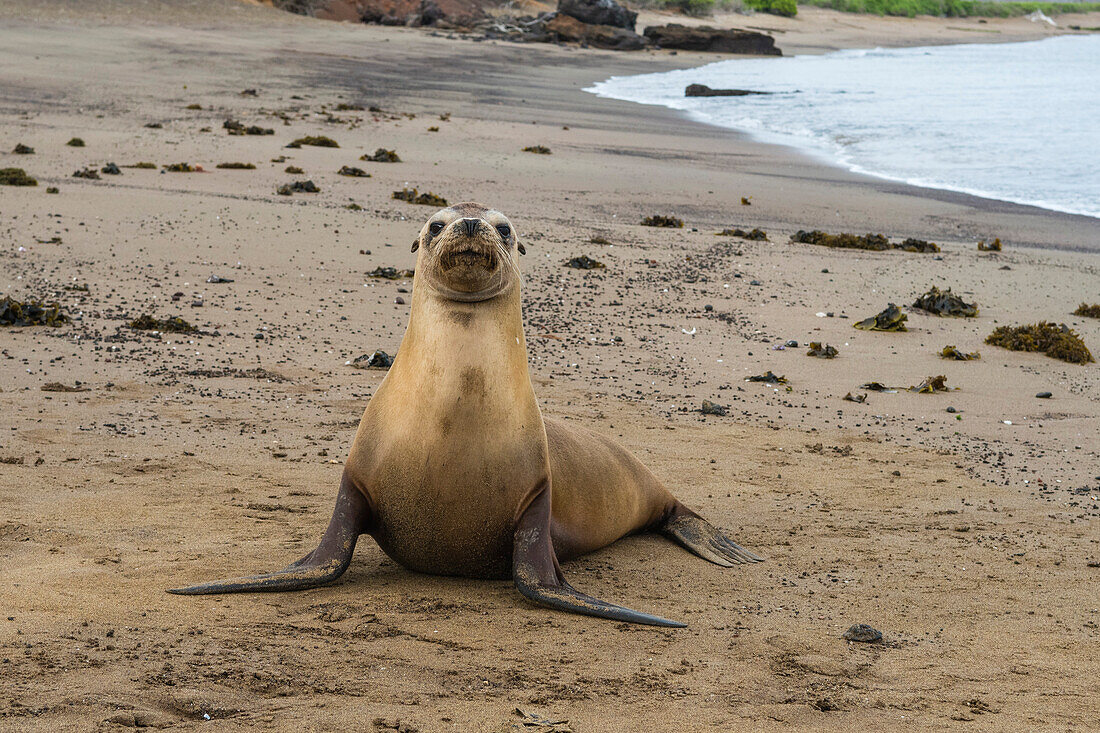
(947, 407, 957, 413)
(394, 296, 405, 305)
(750, 280, 762, 286)
(704, 304, 713, 312)
(1036, 392, 1052, 399)
(785, 340, 798, 348)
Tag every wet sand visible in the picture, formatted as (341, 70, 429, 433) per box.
(1, 2, 1099, 730)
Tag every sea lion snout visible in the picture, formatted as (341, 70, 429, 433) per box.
(460, 218, 481, 237)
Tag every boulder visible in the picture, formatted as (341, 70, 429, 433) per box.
(644, 24, 781, 55)
(544, 14, 646, 50)
(557, 0, 636, 31)
(685, 83, 772, 97)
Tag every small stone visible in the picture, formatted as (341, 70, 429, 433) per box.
(1035, 392, 1052, 399)
(946, 407, 956, 413)
(749, 280, 762, 286)
(785, 340, 798, 348)
(704, 304, 713, 312)
(394, 296, 405, 305)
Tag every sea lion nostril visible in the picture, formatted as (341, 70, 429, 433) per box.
(461, 218, 480, 237)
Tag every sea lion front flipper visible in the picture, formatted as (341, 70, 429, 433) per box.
(168, 474, 372, 595)
(660, 506, 764, 567)
(512, 482, 686, 628)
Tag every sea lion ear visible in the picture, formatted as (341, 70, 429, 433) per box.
(411, 237, 420, 253)
(517, 241, 526, 255)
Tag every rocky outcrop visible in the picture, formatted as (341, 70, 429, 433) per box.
(644, 24, 782, 55)
(544, 13, 646, 50)
(334, 0, 485, 26)
(557, 0, 636, 31)
(685, 84, 772, 97)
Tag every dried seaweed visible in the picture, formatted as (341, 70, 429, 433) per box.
(216, 162, 256, 169)
(909, 375, 951, 393)
(361, 148, 401, 163)
(717, 228, 767, 240)
(641, 215, 683, 228)
(807, 342, 838, 358)
(46, 187, 59, 194)
(284, 165, 304, 174)
(129, 315, 199, 333)
(72, 168, 100, 179)
(522, 145, 551, 154)
(565, 255, 605, 270)
(392, 188, 447, 206)
(335, 103, 364, 111)
(912, 287, 978, 317)
(941, 345, 980, 361)
(337, 165, 370, 177)
(746, 371, 788, 384)
(0, 168, 37, 186)
(741, 197, 751, 206)
(367, 267, 414, 280)
(124, 162, 157, 169)
(977, 238, 1002, 251)
(792, 230, 940, 253)
(41, 382, 88, 392)
(842, 392, 866, 403)
(0, 296, 68, 327)
(859, 382, 896, 392)
(853, 303, 907, 332)
(985, 322, 1093, 364)
(66, 138, 85, 147)
(101, 163, 121, 175)
(12, 143, 34, 154)
(223, 119, 274, 136)
(700, 400, 728, 416)
(277, 180, 320, 195)
(287, 135, 339, 148)
(163, 163, 197, 172)
(1073, 303, 1100, 319)
(589, 236, 611, 245)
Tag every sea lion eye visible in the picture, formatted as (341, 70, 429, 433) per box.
(429, 221, 444, 236)
(496, 224, 511, 239)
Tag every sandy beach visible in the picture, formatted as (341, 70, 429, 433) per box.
(1, 1, 1099, 730)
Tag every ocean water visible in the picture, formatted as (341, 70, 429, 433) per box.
(587, 35, 1100, 219)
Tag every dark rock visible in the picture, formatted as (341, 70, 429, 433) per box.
(350, 350, 395, 369)
(644, 25, 781, 55)
(558, 0, 636, 30)
(544, 14, 646, 50)
(1035, 391, 1052, 399)
(700, 400, 728, 416)
(685, 84, 771, 97)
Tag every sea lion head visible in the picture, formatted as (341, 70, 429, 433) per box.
(413, 203, 525, 303)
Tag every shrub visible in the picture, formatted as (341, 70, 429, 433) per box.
(746, 0, 797, 15)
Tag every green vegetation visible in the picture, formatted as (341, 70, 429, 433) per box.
(747, 0, 798, 15)
(799, 0, 1100, 18)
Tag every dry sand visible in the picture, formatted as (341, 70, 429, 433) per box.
(1, 2, 1099, 730)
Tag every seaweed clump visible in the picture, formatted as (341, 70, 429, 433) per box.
(718, 228, 767, 240)
(700, 400, 728, 416)
(101, 163, 121, 175)
(163, 163, 198, 172)
(361, 148, 401, 163)
(367, 266, 415, 280)
(223, 119, 274, 136)
(277, 180, 320, 195)
(522, 145, 552, 154)
(985, 322, 1093, 365)
(0, 296, 68, 327)
(66, 138, 85, 147)
(285, 165, 304, 174)
(124, 162, 157, 169)
(909, 375, 951, 393)
(807, 342, 838, 358)
(565, 255, 605, 270)
(854, 303, 907, 332)
(746, 371, 788, 384)
(1073, 303, 1100, 319)
(0, 168, 37, 186)
(12, 143, 34, 154)
(641, 215, 683, 228)
(392, 188, 447, 206)
(337, 166, 370, 177)
(792, 230, 940, 253)
(978, 238, 1002, 251)
(912, 287, 978, 317)
(129, 315, 197, 333)
(216, 162, 256, 169)
(72, 168, 100, 180)
(941, 346, 980, 361)
(287, 136, 339, 148)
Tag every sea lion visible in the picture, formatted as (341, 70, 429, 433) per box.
(170, 203, 762, 627)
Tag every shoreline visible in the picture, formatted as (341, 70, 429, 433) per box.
(586, 34, 1100, 227)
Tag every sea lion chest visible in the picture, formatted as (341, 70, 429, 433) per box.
(348, 337, 548, 580)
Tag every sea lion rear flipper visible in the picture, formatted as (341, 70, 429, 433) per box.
(168, 474, 372, 595)
(512, 482, 686, 628)
(660, 506, 764, 568)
